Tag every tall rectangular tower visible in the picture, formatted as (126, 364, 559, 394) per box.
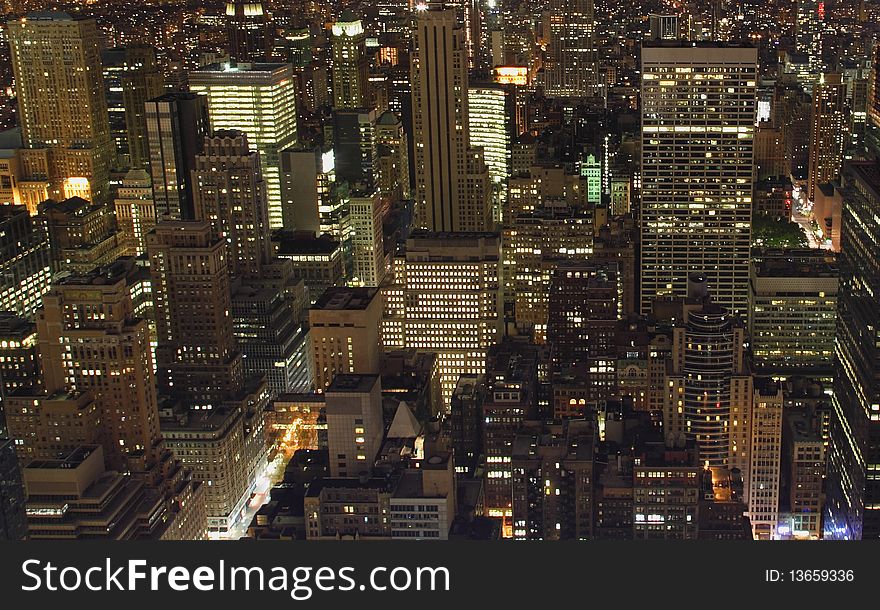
(190, 63, 298, 230)
(411, 7, 488, 232)
(7, 12, 115, 203)
(544, 0, 597, 97)
(640, 43, 757, 318)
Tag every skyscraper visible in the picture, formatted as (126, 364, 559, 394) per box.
(826, 160, 880, 540)
(325, 374, 384, 477)
(190, 62, 298, 230)
(795, 0, 823, 75)
(385, 231, 502, 403)
(145, 92, 210, 221)
(808, 73, 847, 202)
(331, 11, 369, 109)
(7, 12, 115, 203)
(114, 168, 156, 257)
(640, 43, 757, 318)
(468, 84, 512, 223)
(225, 0, 272, 62)
(411, 7, 490, 232)
(544, 0, 597, 97)
(37, 263, 163, 472)
(192, 130, 271, 278)
(147, 221, 244, 408)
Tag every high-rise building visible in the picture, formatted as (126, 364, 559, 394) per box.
(468, 84, 512, 222)
(449, 374, 485, 476)
(349, 188, 385, 286)
(103, 46, 165, 169)
(0, 206, 51, 318)
(782, 409, 825, 539)
(749, 249, 838, 376)
(331, 11, 369, 109)
(225, 0, 272, 62)
(145, 92, 211, 221)
(0, 437, 27, 540)
(279, 146, 336, 234)
(231, 279, 312, 398)
(190, 62, 298, 229)
(482, 340, 539, 529)
(39, 196, 124, 275)
(662, 276, 751, 471)
(826, 160, 880, 540)
(0, 313, 39, 438)
(544, 0, 597, 97)
(411, 7, 490, 232)
(147, 221, 244, 408)
(114, 168, 156, 257)
(7, 12, 115, 204)
(808, 73, 847, 202)
(640, 44, 757, 318)
(375, 111, 411, 203)
(325, 374, 384, 477)
(748, 379, 783, 540)
(37, 263, 163, 472)
(334, 108, 378, 187)
(795, 0, 823, 74)
(384, 232, 502, 403)
(309, 286, 383, 391)
(192, 130, 271, 278)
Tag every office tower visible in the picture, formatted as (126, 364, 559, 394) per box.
(190, 62, 298, 230)
(808, 74, 847, 202)
(325, 374, 383, 477)
(375, 111, 411, 203)
(331, 11, 369, 109)
(482, 340, 539, 530)
(468, 84, 512, 222)
(39, 197, 124, 275)
(161, 405, 255, 534)
(225, 0, 272, 62)
(450, 374, 485, 476)
(37, 264, 162, 472)
(103, 46, 165, 169)
(795, 0, 823, 74)
(544, 0, 597, 97)
(749, 250, 838, 376)
(826, 160, 880, 540)
(232, 281, 312, 398)
(309, 287, 382, 391)
(279, 146, 335, 234)
(349, 188, 385, 286)
(511, 419, 595, 540)
(640, 44, 757, 318)
(147, 221, 244, 408)
(547, 261, 620, 369)
(0, 314, 39, 438)
(663, 276, 751, 471)
(0, 206, 51, 318)
(411, 7, 489, 232)
(7, 13, 114, 204)
(334, 108, 378, 186)
(748, 379, 783, 540)
(114, 168, 156, 257)
(0, 438, 27, 540)
(385, 232, 502, 403)
(782, 409, 825, 539)
(192, 131, 271, 278)
(145, 92, 211, 221)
